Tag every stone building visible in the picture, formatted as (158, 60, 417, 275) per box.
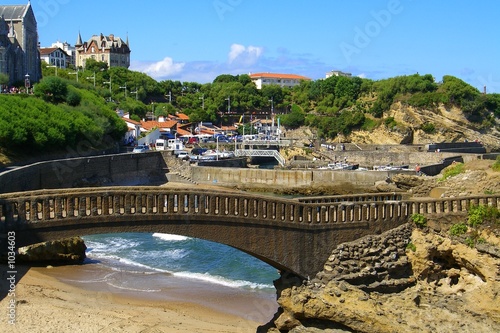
(0, 2, 41, 85)
(75, 32, 131, 69)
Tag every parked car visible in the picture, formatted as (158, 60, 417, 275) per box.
(191, 147, 208, 155)
(132, 145, 150, 153)
(177, 151, 189, 160)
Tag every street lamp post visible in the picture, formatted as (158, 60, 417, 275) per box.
(86, 71, 96, 87)
(269, 96, 275, 138)
(24, 73, 30, 93)
(199, 94, 204, 109)
(216, 135, 219, 161)
(131, 88, 138, 100)
(48, 65, 58, 76)
(119, 83, 127, 98)
(103, 77, 112, 101)
(225, 96, 231, 113)
(69, 70, 79, 82)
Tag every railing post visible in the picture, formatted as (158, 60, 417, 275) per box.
(55, 197, 64, 219)
(91, 196, 98, 216)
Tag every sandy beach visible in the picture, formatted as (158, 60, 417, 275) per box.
(1, 264, 277, 332)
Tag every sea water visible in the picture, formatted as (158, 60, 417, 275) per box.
(67, 232, 281, 319)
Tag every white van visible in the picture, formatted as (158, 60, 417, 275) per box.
(155, 139, 166, 151)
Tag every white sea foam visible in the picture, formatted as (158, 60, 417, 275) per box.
(152, 233, 190, 242)
(174, 271, 273, 290)
(106, 281, 161, 293)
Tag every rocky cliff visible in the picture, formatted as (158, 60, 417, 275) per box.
(267, 218, 500, 333)
(264, 160, 500, 333)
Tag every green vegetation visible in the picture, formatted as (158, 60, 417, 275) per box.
(421, 122, 436, 134)
(449, 223, 468, 236)
(492, 155, 500, 172)
(449, 204, 499, 248)
(406, 242, 416, 252)
(438, 162, 465, 182)
(411, 213, 427, 228)
(1, 61, 499, 156)
(467, 204, 499, 227)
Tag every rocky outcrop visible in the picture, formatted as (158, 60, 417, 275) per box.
(270, 221, 500, 332)
(17, 237, 87, 264)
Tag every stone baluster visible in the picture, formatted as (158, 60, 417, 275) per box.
(78, 196, 87, 217)
(91, 196, 98, 216)
(112, 195, 120, 215)
(102, 195, 110, 215)
(54, 196, 64, 219)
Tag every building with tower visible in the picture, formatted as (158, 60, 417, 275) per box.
(75, 32, 131, 69)
(0, 1, 41, 86)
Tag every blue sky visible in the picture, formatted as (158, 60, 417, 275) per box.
(10, 0, 500, 92)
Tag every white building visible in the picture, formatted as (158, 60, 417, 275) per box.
(249, 72, 310, 89)
(39, 47, 69, 68)
(326, 70, 352, 78)
(51, 41, 76, 67)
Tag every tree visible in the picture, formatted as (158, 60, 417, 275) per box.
(33, 77, 68, 104)
(85, 59, 108, 72)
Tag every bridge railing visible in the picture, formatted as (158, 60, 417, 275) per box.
(1, 188, 499, 231)
(296, 192, 406, 203)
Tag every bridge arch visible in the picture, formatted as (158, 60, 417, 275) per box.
(2, 187, 498, 278)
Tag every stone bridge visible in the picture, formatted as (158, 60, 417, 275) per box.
(1, 188, 498, 278)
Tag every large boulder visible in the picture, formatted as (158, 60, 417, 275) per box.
(17, 237, 87, 264)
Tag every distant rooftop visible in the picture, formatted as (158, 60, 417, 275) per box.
(249, 72, 311, 80)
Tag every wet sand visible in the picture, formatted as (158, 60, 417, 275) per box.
(0, 264, 278, 332)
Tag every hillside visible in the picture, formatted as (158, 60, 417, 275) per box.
(286, 102, 500, 152)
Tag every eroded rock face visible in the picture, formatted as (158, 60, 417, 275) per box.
(17, 237, 87, 264)
(272, 223, 500, 333)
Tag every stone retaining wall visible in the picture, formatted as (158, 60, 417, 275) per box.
(0, 152, 167, 194)
(313, 223, 415, 293)
(190, 166, 415, 189)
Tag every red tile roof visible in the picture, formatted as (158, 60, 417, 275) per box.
(249, 72, 311, 80)
(177, 128, 193, 136)
(141, 120, 178, 130)
(176, 113, 190, 120)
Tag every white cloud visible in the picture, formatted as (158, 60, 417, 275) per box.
(228, 43, 263, 67)
(133, 57, 185, 80)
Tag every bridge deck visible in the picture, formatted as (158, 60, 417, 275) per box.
(1, 187, 498, 278)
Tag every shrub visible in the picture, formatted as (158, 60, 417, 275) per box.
(406, 242, 416, 252)
(438, 162, 464, 182)
(421, 122, 436, 134)
(384, 116, 397, 128)
(449, 223, 468, 236)
(492, 155, 500, 172)
(468, 204, 499, 227)
(411, 213, 427, 228)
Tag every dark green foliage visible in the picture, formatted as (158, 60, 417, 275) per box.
(85, 59, 109, 72)
(34, 76, 68, 103)
(11, 64, 497, 149)
(467, 205, 499, 227)
(66, 86, 82, 106)
(311, 110, 365, 138)
(411, 213, 427, 228)
(449, 223, 468, 236)
(0, 85, 126, 153)
(421, 122, 436, 134)
(279, 105, 305, 128)
(384, 117, 397, 128)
